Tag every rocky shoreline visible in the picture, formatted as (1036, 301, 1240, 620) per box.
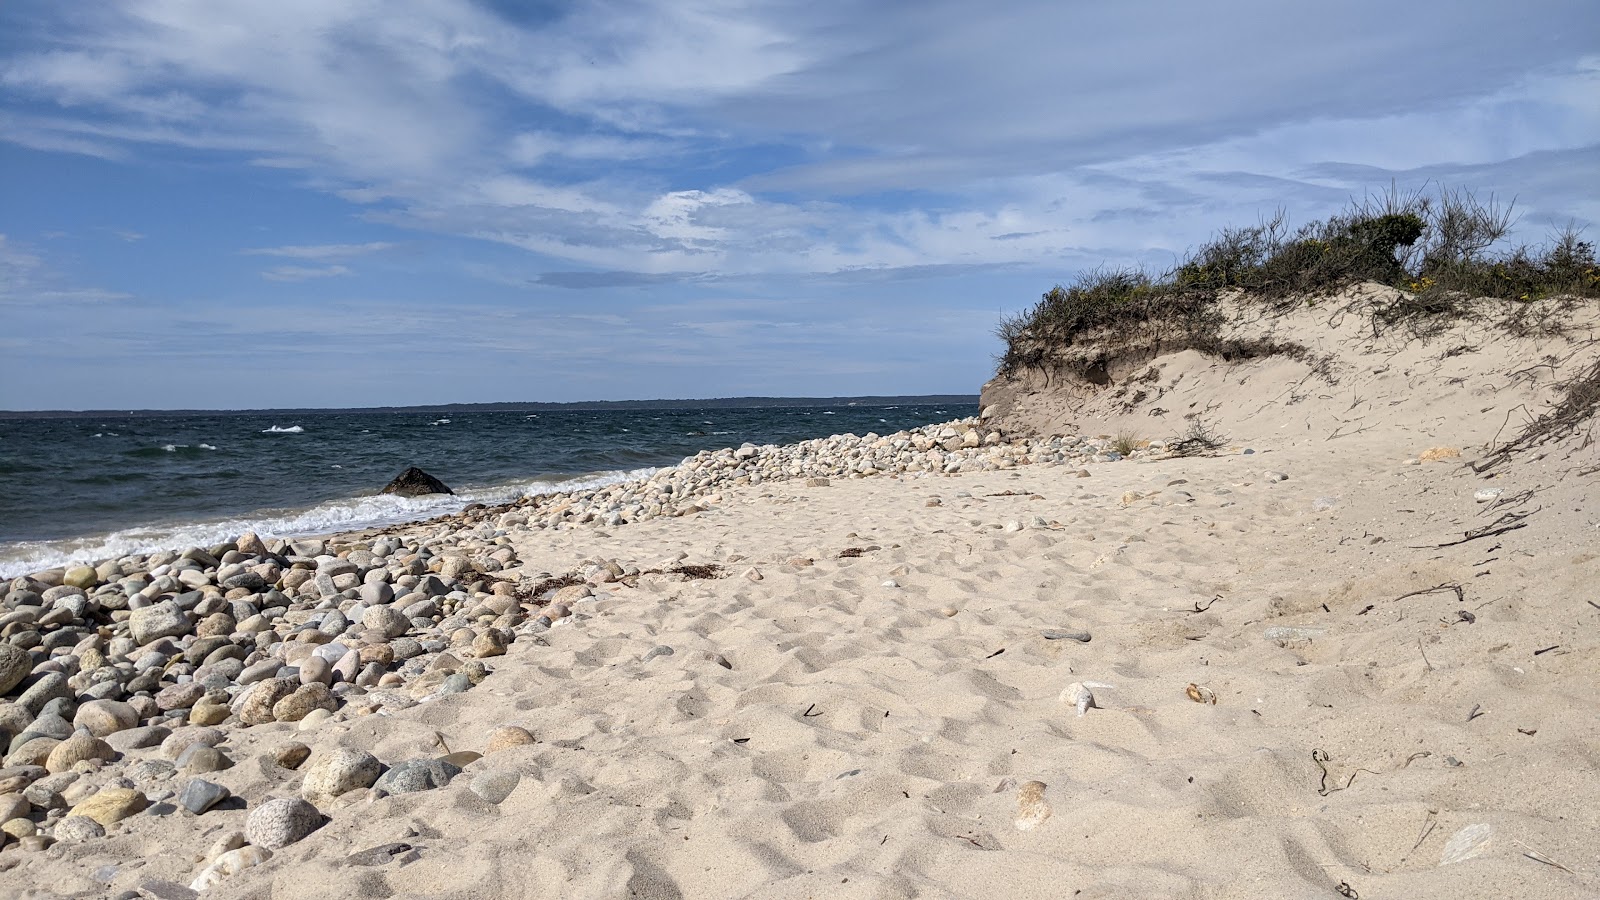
(0, 417, 1166, 894)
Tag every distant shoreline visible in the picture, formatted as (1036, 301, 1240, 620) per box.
(0, 394, 979, 419)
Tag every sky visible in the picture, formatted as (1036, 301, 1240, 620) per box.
(1, 1, 1596, 410)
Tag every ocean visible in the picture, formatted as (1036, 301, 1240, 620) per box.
(0, 401, 975, 578)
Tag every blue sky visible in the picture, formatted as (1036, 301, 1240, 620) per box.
(1, 1, 1596, 410)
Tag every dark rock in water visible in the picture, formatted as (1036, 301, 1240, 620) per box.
(381, 467, 454, 497)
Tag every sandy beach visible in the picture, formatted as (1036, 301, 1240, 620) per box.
(1, 286, 1596, 899)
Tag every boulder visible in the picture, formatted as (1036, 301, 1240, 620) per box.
(380, 467, 454, 497)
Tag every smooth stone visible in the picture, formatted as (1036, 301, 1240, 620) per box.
(178, 778, 230, 815)
(244, 798, 322, 849)
(160, 727, 223, 761)
(273, 742, 311, 770)
(271, 683, 336, 723)
(74, 699, 139, 737)
(483, 726, 535, 754)
(18, 673, 72, 716)
(641, 645, 674, 663)
(46, 730, 115, 773)
(0, 645, 32, 694)
(345, 842, 417, 867)
(106, 725, 172, 753)
(468, 770, 520, 805)
(128, 602, 192, 645)
(1041, 629, 1092, 642)
(298, 655, 332, 686)
(176, 745, 232, 775)
(300, 747, 382, 806)
(68, 786, 148, 825)
(373, 758, 460, 795)
(54, 814, 107, 841)
(189, 845, 272, 891)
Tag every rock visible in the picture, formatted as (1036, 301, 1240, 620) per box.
(0, 793, 30, 822)
(641, 645, 674, 663)
(273, 742, 312, 770)
(298, 655, 332, 686)
(1263, 471, 1289, 483)
(160, 727, 223, 761)
(1041, 629, 1092, 642)
(0, 645, 32, 695)
(237, 531, 269, 556)
(1014, 780, 1052, 831)
(63, 566, 99, 590)
(346, 842, 419, 866)
(18, 672, 71, 716)
(380, 467, 454, 497)
(373, 758, 460, 795)
(53, 815, 106, 841)
(155, 682, 208, 712)
(178, 778, 230, 815)
(68, 786, 148, 825)
(469, 770, 520, 805)
(189, 699, 231, 727)
(176, 745, 232, 775)
(1420, 447, 1461, 463)
(46, 729, 115, 774)
(362, 606, 411, 639)
(271, 683, 337, 723)
(1474, 487, 1504, 503)
(471, 630, 506, 658)
(300, 747, 382, 806)
(245, 797, 322, 849)
(236, 677, 297, 726)
(129, 602, 192, 645)
(190, 845, 272, 892)
(483, 726, 535, 754)
(106, 725, 171, 752)
(74, 699, 139, 737)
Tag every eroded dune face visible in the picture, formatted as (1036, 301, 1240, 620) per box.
(3, 290, 1596, 900)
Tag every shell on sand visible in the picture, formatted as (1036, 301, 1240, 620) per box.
(1014, 780, 1052, 831)
(1060, 682, 1096, 716)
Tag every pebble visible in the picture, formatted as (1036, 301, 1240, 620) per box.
(68, 786, 148, 825)
(373, 758, 460, 795)
(53, 815, 107, 841)
(300, 747, 383, 805)
(245, 797, 322, 849)
(178, 778, 230, 814)
(190, 845, 273, 891)
(176, 744, 232, 775)
(1014, 780, 1052, 831)
(469, 770, 520, 805)
(1041, 629, 1092, 642)
(484, 726, 535, 754)
(1474, 487, 1504, 503)
(273, 742, 312, 770)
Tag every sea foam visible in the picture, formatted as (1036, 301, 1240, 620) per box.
(0, 467, 655, 578)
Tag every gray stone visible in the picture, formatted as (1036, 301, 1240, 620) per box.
(106, 725, 171, 752)
(129, 602, 192, 645)
(373, 758, 460, 795)
(345, 842, 417, 867)
(244, 797, 322, 849)
(53, 815, 106, 841)
(469, 770, 520, 804)
(176, 744, 232, 775)
(18, 673, 72, 716)
(1041, 629, 1092, 642)
(178, 778, 230, 815)
(0, 644, 32, 694)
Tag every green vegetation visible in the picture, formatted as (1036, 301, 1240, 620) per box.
(997, 186, 1599, 374)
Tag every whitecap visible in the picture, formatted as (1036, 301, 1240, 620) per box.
(261, 425, 304, 433)
(162, 444, 185, 452)
(0, 467, 658, 579)
(199, 444, 217, 451)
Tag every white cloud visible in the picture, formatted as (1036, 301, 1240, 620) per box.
(0, 234, 131, 305)
(244, 242, 394, 260)
(1, 1, 1595, 284)
(260, 264, 352, 282)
